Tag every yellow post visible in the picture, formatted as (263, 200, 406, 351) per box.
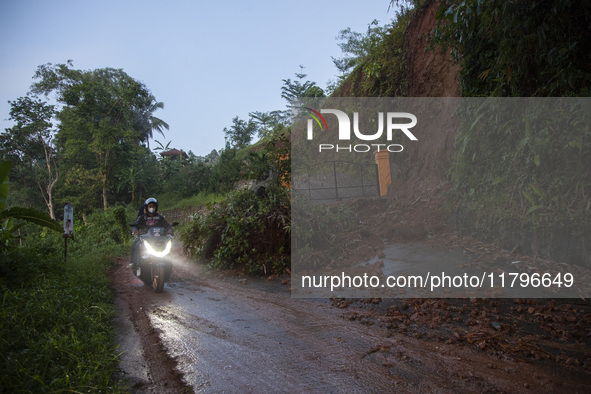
(374, 151, 391, 196)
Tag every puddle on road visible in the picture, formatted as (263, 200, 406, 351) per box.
(364, 243, 471, 277)
(351, 242, 573, 298)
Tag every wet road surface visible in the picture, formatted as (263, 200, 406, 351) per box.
(111, 257, 591, 393)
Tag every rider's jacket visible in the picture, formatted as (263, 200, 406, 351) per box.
(135, 213, 174, 234)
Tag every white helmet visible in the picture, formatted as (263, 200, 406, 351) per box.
(145, 197, 158, 213)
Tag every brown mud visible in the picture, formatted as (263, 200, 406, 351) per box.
(110, 254, 591, 393)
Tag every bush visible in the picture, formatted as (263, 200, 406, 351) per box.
(113, 206, 130, 243)
(180, 186, 290, 275)
(291, 198, 360, 270)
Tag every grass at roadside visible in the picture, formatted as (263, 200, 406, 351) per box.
(1, 209, 133, 393)
(157, 191, 224, 211)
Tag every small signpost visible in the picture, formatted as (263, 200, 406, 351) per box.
(63, 203, 73, 261)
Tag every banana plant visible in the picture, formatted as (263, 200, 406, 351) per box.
(1, 160, 61, 250)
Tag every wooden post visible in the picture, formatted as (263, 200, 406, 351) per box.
(374, 151, 391, 196)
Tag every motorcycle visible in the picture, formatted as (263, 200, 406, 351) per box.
(130, 223, 178, 292)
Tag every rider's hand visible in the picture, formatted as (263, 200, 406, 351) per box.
(132, 230, 139, 236)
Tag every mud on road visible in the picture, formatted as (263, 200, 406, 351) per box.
(110, 256, 591, 393)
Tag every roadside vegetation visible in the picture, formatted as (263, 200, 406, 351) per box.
(1, 161, 132, 392)
(430, 0, 591, 260)
(178, 132, 291, 275)
(0, 224, 128, 392)
(1, 0, 589, 390)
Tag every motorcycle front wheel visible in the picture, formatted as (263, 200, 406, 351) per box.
(139, 260, 151, 285)
(152, 263, 165, 293)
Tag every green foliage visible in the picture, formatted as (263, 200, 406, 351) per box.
(448, 99, 591, 234)
(0, 207, 128, 393)
(180, 185, 290, 275)
(292, 199, 359, 270)
(71, 207, 135, 250)
(57, 164, 104, 214)
(332, 19, 393, 79)
(153, 139, 172, 152)
(0, 160, 62, 252)
(243, 151, 272, 182)
(137, 96, 169, 144)
(0, 160, 10, 210)
(0, 96, 58, 216)
(207, 147, 243, 193)
(426, 1, 591, 258)
(0, 60, 295, 216)
(432, 0, 591, 96)
(332, 5, 414, 97)
(224, 116, 257, 149)
(161, 191, 224, 211)
(281, 65, 325, 115)
(112, 206, 129, 243)
(0, 250, 125, 392)
(0, 228, 62, 287)
(30, 62, 166, 211)
(178, 129, 290, 275)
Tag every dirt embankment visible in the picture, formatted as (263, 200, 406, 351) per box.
(313, 0, 591, 378)
(405, 0, 461, 98)
(393, 0, 460, 200)
(400, 0, 590, 268)
(161, 206, 207, 225)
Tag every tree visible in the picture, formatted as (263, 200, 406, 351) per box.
(153, 139, 172, 153)
(248, 111, 287, 139)
(116, 167, 142, 204)
(0, 96, 59, 218)
(31, 62, 162, 210)
(331, 20, 390, 79)
(432, 0, 591, 96)
(136, 95, 169, 148)
(223, 116, 257, 149)
(281, 65, 325, 119)
(208, 148, 241, 193)
(204, 149, 219, 165)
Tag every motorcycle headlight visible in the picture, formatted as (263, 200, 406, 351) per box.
(144, 239, 172, 257)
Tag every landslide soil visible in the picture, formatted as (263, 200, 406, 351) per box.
(109, 248, 591, 393)
(326, 0, 591, 384)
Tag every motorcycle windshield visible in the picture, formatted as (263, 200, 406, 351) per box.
(145, 227, 165, 237)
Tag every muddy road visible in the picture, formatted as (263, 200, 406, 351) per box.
(110, 256, 591, 393)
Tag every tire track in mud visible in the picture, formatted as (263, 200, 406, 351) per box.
(110, 257, 192, 393)
(111, 256, 591, 393)
(147, 276, 400, 392)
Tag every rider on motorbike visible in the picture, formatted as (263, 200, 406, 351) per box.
(129, 197, 174, 268)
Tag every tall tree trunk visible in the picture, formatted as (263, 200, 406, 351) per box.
(33, 139, 59, 219)
(46, 177, 58, 219)
(45, 144, 58, 219)
(99, 150, 110, 211)
(102, 174, 108, 211)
